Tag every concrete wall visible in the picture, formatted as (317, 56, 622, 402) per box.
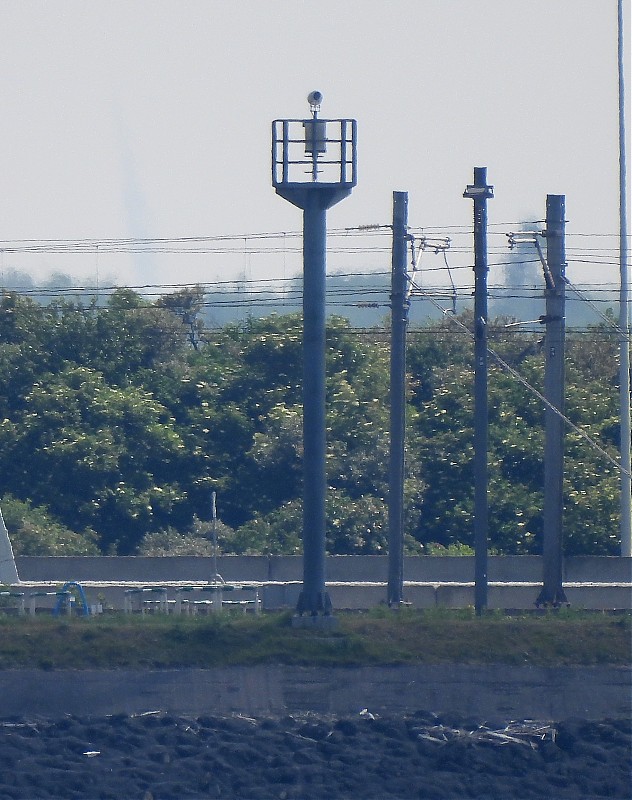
(0, 665, 628, 720)
(14, 555, 270, 583)
(14, 579, 631, 614)
(14, 554, 632, 584)
(565, 556, 632, 582)
(11, 555, 631, 612)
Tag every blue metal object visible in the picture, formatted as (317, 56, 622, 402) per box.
(53, 581, 91, 616)
(272, 115, 357, 203)
(272, 96, 357, 616)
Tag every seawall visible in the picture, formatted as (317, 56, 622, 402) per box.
(15, 554, 632, 584)
(13, 555, 632, 611)
(0, 665, 628, 721)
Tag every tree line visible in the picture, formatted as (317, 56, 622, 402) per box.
(0, 287, 621, 558)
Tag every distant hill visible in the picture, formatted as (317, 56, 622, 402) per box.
(201, 271, 618, 331)
(1, 267, 618, 331)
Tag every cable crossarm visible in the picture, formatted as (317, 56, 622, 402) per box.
(408, 234, 454, 308)
(506, 231, 630, 339)
(506, 231, 555, 290)
(408, 278, 630, 479)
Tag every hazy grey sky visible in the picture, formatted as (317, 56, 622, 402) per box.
(0, 0, 627, 291)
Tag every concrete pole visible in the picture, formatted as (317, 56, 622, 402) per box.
(537, 195, 568, 607)
(297, 191, 332, 616)
(464, 167, 494, 616)
(618, 0, 631, 558)
(388, 191, 409, 606)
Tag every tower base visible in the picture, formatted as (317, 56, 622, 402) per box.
(291, 614, 339, 630)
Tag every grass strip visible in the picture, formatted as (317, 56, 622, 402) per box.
(0, 608, 629, 670)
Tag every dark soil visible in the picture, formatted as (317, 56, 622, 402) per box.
(0, 711, 629, 799)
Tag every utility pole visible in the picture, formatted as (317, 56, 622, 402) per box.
(463, 167, 494, 616)
(388, 191, 409, 606)
(617, 0, 631, 558)
(272, 93, 357, 623)
(536, 195, 568, 607)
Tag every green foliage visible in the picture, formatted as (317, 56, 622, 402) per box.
(0, 612, 627, 669)
(138, 517, 234, 556)
(225, 501, 303, 555)
(0, 366, 192, 552)
(156, 285, 206, 350)
(423, 542, 475, 556)
(405, 314, 622, 555)
(0, 495, 98, 555)
(0, 292, 623, 557)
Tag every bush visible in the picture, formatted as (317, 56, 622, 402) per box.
(1, 495, 99, 555)
(137, 516, 234, 556)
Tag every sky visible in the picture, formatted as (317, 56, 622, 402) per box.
(0, 0, 628, 295)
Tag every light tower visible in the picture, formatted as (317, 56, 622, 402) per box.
(272, 93, 357, 620)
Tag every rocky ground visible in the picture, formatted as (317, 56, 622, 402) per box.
(0, 711, 629, 799)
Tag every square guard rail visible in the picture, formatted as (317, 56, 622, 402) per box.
(272, 118, 357, 208)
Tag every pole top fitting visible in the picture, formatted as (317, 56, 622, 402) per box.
(464, 166, 493, 200)
(463, 184, 494, 200)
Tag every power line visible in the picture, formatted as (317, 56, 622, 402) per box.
(408, 280, 627, 477)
